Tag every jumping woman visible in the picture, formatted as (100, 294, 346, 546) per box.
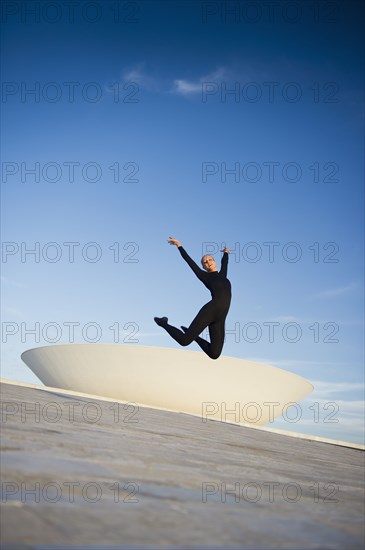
(154, 237, 231, 359)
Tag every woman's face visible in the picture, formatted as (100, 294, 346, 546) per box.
(201, 255, 217, 272)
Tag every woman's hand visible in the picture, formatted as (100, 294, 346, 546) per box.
(222, 246, 230, 254)
(168, 237, 182, 247)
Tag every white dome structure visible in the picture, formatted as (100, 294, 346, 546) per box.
(21, 344, 313, 426)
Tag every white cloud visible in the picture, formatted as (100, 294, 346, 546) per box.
(104, 63, 162, 95)
(251, 315, 361, 326)
(314, 399, 365, 415)
(247, 358, 344, 369)
(123, 66, 144, 81)
(122, 64, 161, 92)
(2, 306, 26, 319)
(1, 276, 26, 288)
(171, 67, 229, 96)
(136, 332, 166, 338)
(309, 380, 365, 398)
(106, 65, 238, 98)
(311, 282, 359, 299)
(173, 79, 202, 95)
(273, 414, 364, 433)
(268, 315, 299, 323)
(272, 392, 365, 442)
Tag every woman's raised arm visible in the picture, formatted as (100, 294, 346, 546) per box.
(167, 237, 182, 247)
(167, 237, 205, 281)
(220, 246, 230, 277)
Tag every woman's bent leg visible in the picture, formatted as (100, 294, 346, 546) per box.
(156, 303, 226, 359)
(194, 320, 225, 359)
(161, 303, 214, 348)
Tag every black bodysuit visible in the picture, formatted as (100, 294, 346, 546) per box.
(161, 246, 231, 359)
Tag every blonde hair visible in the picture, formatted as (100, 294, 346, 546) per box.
(201, 254, 213, 267)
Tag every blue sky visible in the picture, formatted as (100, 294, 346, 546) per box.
(1, 0, 364, 444)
